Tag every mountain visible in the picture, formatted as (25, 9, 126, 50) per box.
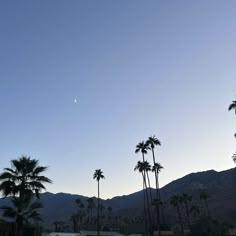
(1, 167, 236, 230)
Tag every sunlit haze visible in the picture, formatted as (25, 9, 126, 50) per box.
(1, 1, 236, 199)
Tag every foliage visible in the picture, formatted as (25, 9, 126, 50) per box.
(189, 216, 232, 236)
(0, 156, 51, 236)
(0, 156, 52, 199)
(1, 195, 42, 225)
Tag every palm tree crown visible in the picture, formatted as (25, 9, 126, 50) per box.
(147, 135, 161, 149)
(0, 156, 52, 198)
(93, 169, 105, 182)
(152, 163, 163, 174)
(135, 141, 150, 155)
(228, 100, 236, 114)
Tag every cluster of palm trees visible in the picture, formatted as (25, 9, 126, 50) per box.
(228, 99, 236, 162)
(69, 197, 113, 233)
(0, 156, 52, 236)
(134, 135, 163, 236)
(170, 191, 209, 236)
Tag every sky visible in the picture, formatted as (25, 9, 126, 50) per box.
(0, 1, 236, 199)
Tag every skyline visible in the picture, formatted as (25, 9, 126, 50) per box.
(1, 1, 236, 199)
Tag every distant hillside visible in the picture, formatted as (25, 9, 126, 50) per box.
(1, 168, 236, 230)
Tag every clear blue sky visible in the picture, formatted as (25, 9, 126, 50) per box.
(0, 1, 236, 199)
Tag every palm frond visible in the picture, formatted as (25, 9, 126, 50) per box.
(232, 152, 236, 163)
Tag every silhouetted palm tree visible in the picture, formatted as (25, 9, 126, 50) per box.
(200, 191, 210, 217)
(0, 156, 52, 199)
(152, 163, 163, 235)
(147, 136, 162, 235)
(87, 198, 95, 224)
(0, 156, 52, 236)
(143, 161, 152, 201)
(135, 141, 150, 162)
(107, 206, 112, 223)
(1, 195, 42, 236)
(228, 100, 236, 114)
(190, 205, 200, 218)
(146, 136, 161, 194)
(181, 193, 192, 229)
(134, 161, 149, 235)
(70, 213, 79, 233)
(93, 169, 105, 236)
(228, 100, 236, 138)
(75, 198, 86, 232)
(170, 194, 184, 236)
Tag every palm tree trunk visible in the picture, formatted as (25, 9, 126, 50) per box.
(142, 169, 152, 236)
(146, 171, 154, 233)
(142, 173, 148, 236)
(97, 181, 100, 236)
(151, 148, 161, 236)
(184, 202, 191, 229)
(176, 204, 184, 236)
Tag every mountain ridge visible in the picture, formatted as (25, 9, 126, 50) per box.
(1, 167, 236, 230)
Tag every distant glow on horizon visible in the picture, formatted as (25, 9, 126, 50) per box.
(0, 1, 236, 199)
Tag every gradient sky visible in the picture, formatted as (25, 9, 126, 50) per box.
(0, 1, 236, 199)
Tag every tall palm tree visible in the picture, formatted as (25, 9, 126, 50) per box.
(146, 136, 162, 236)
(93, 169, 105, 236)
(143, 161, 152, 201)
(0, 156, 52, 236)
(134, 161, 149, 235)
(152, 163, 163, 235)
(146, 136, 161, 193)
(170, 194, 184, 236)
(134, 161, 153, 236)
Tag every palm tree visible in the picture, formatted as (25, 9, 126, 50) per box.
(152, 163, 163, 235)
(93, 169, 105, 236)
(228, 100, 236, 114)
(134, 161, 148, 235)
(0, 156, 52, 199)
(107, 206, 112, 224)
(135, 141, 150, 162)
(146, 136, 161, 193)
(170, 194, 184, 236)
(0, 156, 52, 236)
(146, 136, 162, 236)
(181, 193, 192, 229)
(134, 161, 152, 236)
(87, 198, 95, 225)
(143, 161, 152, 201)
(135, 142, 153, 235)
(75, 198, 86, 232)
(190, 205, 200, 219)
(200, 191, 210, 216)
(1, 195, 42, 236)
(228, 100, 236, 138)
(70, 214, 79, 233)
